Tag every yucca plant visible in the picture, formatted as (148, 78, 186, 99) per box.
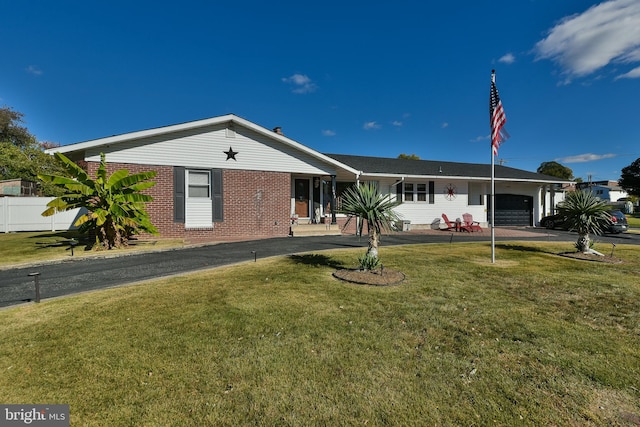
(557, 190, 611, 254)
(39, 152, 158, 250)
(338, 182, 402, 268)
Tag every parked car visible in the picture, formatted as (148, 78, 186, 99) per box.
(539, 214, 567, 230)
(539, 210, 628, 233)
(606, 210, 628, 233)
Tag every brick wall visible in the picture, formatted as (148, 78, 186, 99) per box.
(86, 162, 292, 243)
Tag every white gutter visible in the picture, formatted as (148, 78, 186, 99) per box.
(358, 172, 571, 185)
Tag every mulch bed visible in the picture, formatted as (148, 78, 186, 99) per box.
(333, 268, 405, 286)
(558, 252, 623, 264)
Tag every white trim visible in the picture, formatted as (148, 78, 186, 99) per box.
(359, 172, 566, 185)
(185, 169, 213, 228)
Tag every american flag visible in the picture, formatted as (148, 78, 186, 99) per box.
(489, 71, 509, 156)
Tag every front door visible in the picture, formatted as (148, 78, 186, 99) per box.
(295, 179, 310, 217)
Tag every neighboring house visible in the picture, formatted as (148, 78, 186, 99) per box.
(577, 180, 628, 202)
(0, 179, 39, 196)
(47, 114, 569, 242)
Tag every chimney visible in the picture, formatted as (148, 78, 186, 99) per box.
(273, 126, 284, 135)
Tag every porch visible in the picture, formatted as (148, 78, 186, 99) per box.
(290, 221, 342, 237)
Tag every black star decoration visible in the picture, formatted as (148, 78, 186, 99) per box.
(224, 147, 238, 161)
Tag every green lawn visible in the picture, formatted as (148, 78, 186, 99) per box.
(1, 241, 639, 426)
(0, 231, 184, 267)
(626, 213, 640, 229)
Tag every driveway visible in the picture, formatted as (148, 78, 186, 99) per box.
(1, 227, 638, 308)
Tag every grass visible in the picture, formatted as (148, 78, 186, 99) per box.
(626, 213, 640, 229)
(0, 231, 184, 267)
(1, 241, 639, 425)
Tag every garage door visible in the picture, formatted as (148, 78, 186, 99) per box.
(492, 194, 533, 226)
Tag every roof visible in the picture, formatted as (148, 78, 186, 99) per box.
(324, 153, 570, 184)
(577, 182, 625, 191)
(47, 114, 568, 185)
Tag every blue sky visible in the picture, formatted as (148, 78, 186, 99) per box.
(2, 0, 640, 182)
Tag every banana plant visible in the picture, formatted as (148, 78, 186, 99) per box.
(39, 152, 158, 249)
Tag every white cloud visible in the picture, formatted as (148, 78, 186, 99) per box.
(498, 53, 516, 64)
(392, 120, 403, 127)
(615, 65, 640, 79)
(441, 122, 449, 129)
(322, 129, 336, 137)
(555, 153, 617, 163)
(363, 121, 381, 130)
(534, 0, 640, 81)
(281, 73, 317, 94)
(26, 65, 43, 76)
(470, 135, 489, 142)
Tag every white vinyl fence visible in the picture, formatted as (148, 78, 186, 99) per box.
(0, 197, 83, 233)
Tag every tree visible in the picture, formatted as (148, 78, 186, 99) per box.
(537, 161, 574, 180)
(39, 152, 158, 250)
(398, 153, 420, 160)
(338, 182, 402, 269)
(0, 106, 67, 195)
(0, 107, 36, 148)
(619, 157, 640, 197)
(557, 190, 611, 254)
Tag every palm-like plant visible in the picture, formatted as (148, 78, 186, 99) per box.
(338, 182, 402, 268)
(557, 190, 612, 254)
(38, 152, 158, 249)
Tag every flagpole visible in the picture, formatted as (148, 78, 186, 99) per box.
(490, 70, 496, 264)
(489, 69, 508, 264)
(491, 134, 496, 263)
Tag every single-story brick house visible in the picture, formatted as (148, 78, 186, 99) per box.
(48, 114, 569, 242)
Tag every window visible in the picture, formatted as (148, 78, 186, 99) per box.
(188, 171, 210, 198)
(404, 183, 414, 202)
(403, 182, 431, 202)
(416, 183, 427, 201)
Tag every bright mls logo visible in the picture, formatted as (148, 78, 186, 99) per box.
(1, 405, 69, 426)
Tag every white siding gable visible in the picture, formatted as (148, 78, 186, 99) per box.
(83, 123, 337, 175)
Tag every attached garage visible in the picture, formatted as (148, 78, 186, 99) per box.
(492, 194, 533, 226)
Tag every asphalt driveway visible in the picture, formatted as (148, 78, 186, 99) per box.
(2, 228, 637, 308)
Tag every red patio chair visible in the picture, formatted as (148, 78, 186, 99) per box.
(462, 213, 482, 232)
(442, 213, 470, 232)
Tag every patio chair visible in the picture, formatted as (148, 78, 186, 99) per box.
(462, 213, 482, 232)
(442, 213, 469, 232)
